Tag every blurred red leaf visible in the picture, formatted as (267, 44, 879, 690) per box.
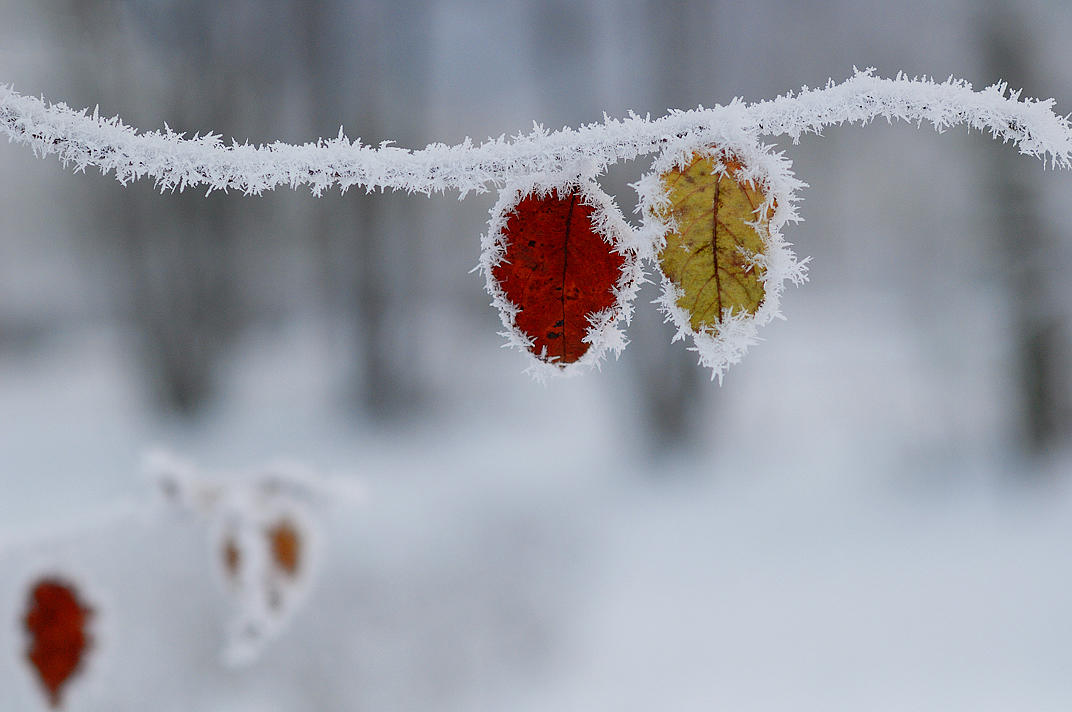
(24, 579, 93, 709)
(492, 187, 625, 365)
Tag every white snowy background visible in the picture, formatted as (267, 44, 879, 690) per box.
(3, 0, 1072, 710)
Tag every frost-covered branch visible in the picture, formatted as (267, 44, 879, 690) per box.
(3, 68, 1070, 379)
(2, 69, 1070, 198)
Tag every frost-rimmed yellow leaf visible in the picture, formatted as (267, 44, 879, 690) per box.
(655, 153, 772, 332)
(635, 135, 807, 381)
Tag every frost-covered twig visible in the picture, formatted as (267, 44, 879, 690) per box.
(2, 69, 1070, 198)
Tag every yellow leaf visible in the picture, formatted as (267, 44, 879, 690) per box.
(654, 151, 771, 333)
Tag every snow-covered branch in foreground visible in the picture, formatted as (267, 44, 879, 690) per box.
(148, 452, 364, 666)
(1, 69, 1070, 198)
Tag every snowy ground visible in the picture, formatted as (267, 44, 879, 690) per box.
(2, 294, 1071, 712)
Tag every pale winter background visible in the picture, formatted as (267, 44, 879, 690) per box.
(3, 0, 1072, 710)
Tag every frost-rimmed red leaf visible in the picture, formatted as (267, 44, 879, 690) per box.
(635, 131, 807, 381)
(480, 179, 643, 375)
(23, 578, 93, 709)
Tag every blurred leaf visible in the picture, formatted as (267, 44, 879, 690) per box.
(24, 578, 93, 709)
(655, 152, 770, 332)
(268, 519, 301, 579)
(223, 536, 241, 580)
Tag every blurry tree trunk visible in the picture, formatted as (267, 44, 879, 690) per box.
(980, 3, 1070, 457)
(118, 185, 240, 414)
(296, 0, 430, 418)
(64, 0, 250, 415)
(527, 0, 596, 114)
(626, 0, 712, 456)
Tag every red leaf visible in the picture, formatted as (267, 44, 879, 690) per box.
(491, 187, 627, 365)
(24, 579, 93, 709)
